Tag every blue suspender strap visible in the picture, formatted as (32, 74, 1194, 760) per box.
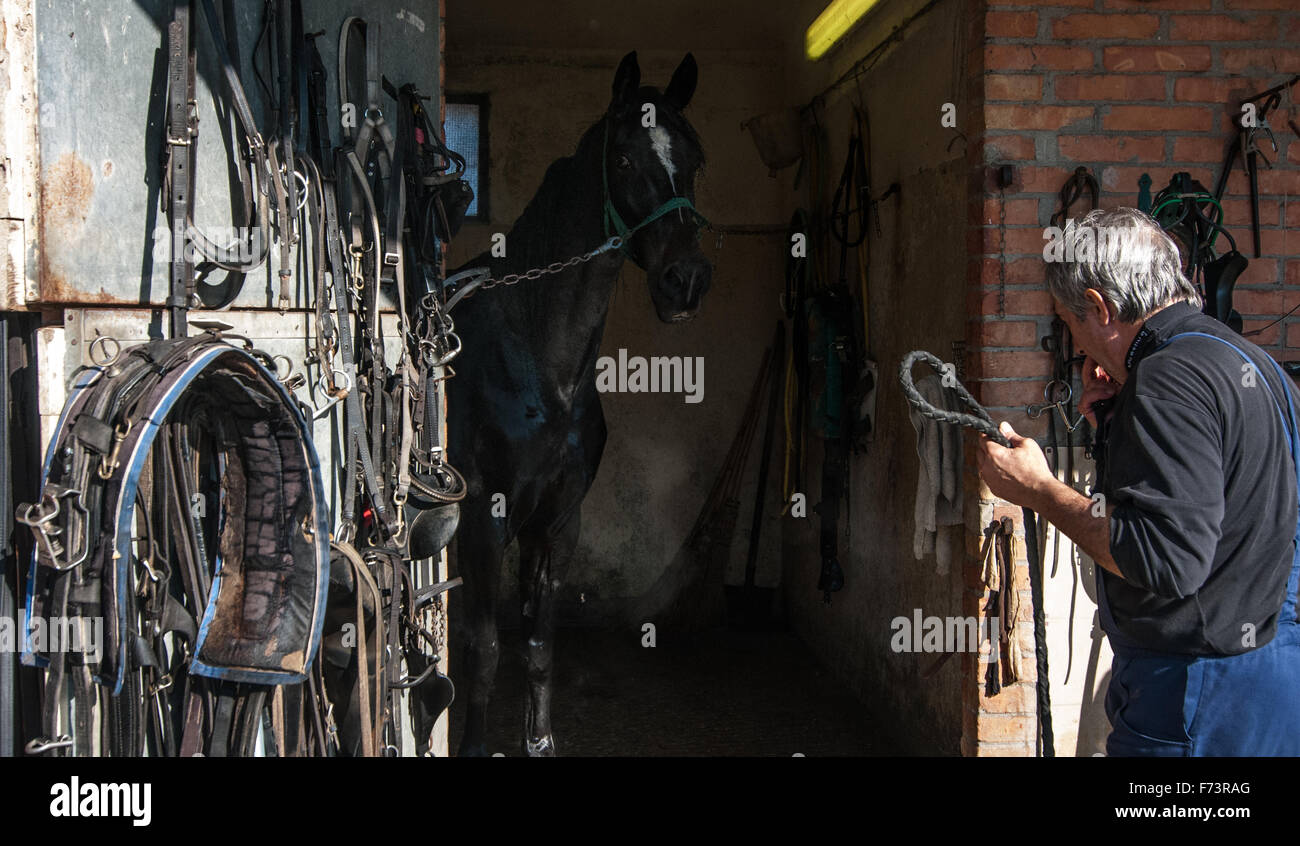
(1155, 331, 1300, 622)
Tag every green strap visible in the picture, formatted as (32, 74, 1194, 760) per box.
(601, 117, 708, 251)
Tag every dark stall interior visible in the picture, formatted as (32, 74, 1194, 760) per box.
(443, 0, 976, 756)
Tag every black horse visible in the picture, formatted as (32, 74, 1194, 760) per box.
(447, 51, 711, 756)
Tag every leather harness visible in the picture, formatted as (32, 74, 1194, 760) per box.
(19, 332, 330, 755)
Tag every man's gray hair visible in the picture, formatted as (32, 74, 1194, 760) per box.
(1044, 207, 1202, 322)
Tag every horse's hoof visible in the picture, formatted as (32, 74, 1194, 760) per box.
(458, 742, 490, 757)
(525, 735, 557, 757)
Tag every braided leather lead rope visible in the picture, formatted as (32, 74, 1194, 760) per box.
(899, 350, 1010, 447)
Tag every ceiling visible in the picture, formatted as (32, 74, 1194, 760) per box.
(445, 0, 824, 53)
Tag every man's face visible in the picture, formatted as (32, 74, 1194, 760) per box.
(1053, 294, 1120, 377)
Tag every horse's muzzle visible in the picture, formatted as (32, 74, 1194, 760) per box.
(654, 257, 712, 323)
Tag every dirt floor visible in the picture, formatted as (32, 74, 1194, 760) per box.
(448, 627, 892, 756)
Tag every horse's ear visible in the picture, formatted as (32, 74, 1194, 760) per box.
(664, 53, 698, 110)
(612, 51, 640, 106)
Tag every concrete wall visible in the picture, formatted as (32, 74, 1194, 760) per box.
(444, 12, 790, 626)
(776, 0, 978, 755)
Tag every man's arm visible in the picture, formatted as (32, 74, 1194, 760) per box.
(976, 421, 1122, 577)
(1026, 479, 1121, 577)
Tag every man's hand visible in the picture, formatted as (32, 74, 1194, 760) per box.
(1080, 354, 1120, 427)
(976, 421, 1058, 509)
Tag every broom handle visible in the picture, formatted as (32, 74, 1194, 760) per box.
(744, 322, 785, 594)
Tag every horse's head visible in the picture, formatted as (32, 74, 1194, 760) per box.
(603, 51, 712, 323)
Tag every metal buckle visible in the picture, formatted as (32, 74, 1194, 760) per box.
(98, 421, 132, 480)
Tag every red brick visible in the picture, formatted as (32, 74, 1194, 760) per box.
(1289, 142, 1300, 167)
(979, 257, 1044, 286)
(981, 197, 1041, 226)
(1172, 136, 1233, 163)
(1058, 134, 1164, 162)
(1258, 228, 1298, 257)
(973, 320, 1040, 348)
(1055, 74, 1165, 102)
(1259, 170, 1300, 195)
(1243, 320, 1281, 347)
(1222, 198, 1280, 228)
(1225, 0, 1298, 7)
(1103, 46, 1213, 72)
(1235, 289, 1289, 314)
(1015, 166, 1076, 194)
(980, 682, 1036, 714)
(1287, 261, 1300, 286)
(1174, 77, 1269, 104)
(1103, 105, 1213, 132)
(977, 379, 1051, 409)
(982, 134, 1038, 163)
(987, 10, 1038, 38)
(1169, 14, 1280, 41)
(973, 742, 1037, 758)
(986, 105, 1094, 132)
(1285, 200, 1300, 227)
(1102, 166, 1216, 194)
(970, 711, 1036, 744)
(974, 287, 1053, 317)
(986, 74, 1044, 101)
(985, 227, 1056, 257)
(1054, 13, 1159, 39)
(1223, 49, 1300, 74)
(983, 350, 1053, 378)
(1106, 0, 1211, 7)
(1236, 258, 1285, 287)
(986, 44, 1095, 72)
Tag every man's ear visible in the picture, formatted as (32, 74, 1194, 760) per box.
(612, 51, 640, 106)
(1084, 288, 1112, 325)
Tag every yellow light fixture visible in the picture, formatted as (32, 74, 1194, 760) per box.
(805, 0, 884, 60)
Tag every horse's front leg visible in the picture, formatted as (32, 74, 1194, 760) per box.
(455, 513, 506, 757)
(517, 508, 580, 757)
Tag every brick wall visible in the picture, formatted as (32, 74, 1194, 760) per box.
(962, 0, 1299, 755)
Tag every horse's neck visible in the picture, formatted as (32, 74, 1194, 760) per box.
(493, 145, 623, 377)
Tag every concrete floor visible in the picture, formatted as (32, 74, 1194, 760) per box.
(448, 627, 893, 756)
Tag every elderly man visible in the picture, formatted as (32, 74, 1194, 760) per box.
(977, 207, 1300, 756)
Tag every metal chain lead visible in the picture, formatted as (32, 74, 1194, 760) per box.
(479, 235, 624, 291)
(997, 186, 1007, 319)
(440, 236, 624, 314)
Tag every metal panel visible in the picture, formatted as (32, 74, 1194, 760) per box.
(26, 0, 439, 308)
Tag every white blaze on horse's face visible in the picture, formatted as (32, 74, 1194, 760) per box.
(648, 125, 677, 193)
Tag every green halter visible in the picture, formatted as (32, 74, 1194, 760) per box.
(601, 117, 709, 251)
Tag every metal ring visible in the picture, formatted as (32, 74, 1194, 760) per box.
(87, 335, 121, 367)
(271, 355, 294, 381)
(316, 368, 352, 399)
(1043, 380, 1073, 405)
(293, 170, 310, 213)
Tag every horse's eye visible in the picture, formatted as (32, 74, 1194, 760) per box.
(616, 154, 632, 170)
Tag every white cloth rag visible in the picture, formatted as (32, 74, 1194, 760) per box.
(908, 374, 964, 572)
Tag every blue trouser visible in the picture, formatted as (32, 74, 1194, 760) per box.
(1103, 333, 1300, 757)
